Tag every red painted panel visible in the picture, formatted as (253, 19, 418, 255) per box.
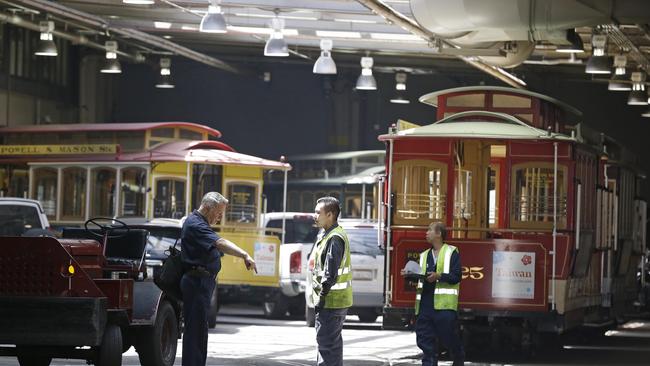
(95, 279, 134, 317)
(510, 141, 571, 159)
(393, 139, 452, 160)
(390, 230, 550, 312)
(0, 237, 105, 298)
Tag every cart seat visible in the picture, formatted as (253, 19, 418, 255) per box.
(62, 228, 148, 269)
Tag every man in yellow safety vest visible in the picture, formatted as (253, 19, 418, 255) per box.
(309, 196, 352, 366)
(414, 222, 464, 366)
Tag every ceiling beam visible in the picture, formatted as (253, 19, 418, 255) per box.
(353, 0, 527, 89)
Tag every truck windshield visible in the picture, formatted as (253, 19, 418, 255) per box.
(0, 204, 42, 236)
(346, 227, 383, 257)
(266, 218, 319, 244)
(136, 226, 181, 255)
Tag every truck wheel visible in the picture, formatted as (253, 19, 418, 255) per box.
(208, 288, 219, 329)
(305, 306, 316, 327)
(263, 295, 288, 319)
(358, 311, 378, 323)
(16, 347, 51, 366)
(96, 324, 123, 366)
(288, 298, 306, 318)
(137, 301, 178, 366)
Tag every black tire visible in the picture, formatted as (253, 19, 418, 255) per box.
(96, 324, 123, 366)
(288, 298, 306, 318)
(305, 306, 316, 327)
(208, 287, 219, 329)
(136, 301, 179, 366)
(358, 311, 378, 323)
(16, 347, 51, 366)
(263, 295, 289, 319)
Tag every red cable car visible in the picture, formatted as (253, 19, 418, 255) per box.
(379, 86, 647, 348)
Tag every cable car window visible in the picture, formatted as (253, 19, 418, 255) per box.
(32, 167, 57, 218)
(151, 127, 174, 138)
(154, 178, 186, 219)
(61, 167, 87, 220)
(90, 168, 116, 217)
(492, 94, 531, 108)
(116, 131, 145, 152)
(446, 93, 485, 107)
(225, 182, 257, 224)
(454, 169, 472, 220)
(191, 164, 222, 210)
(511, 164, 567, 229)
(121, 167, 147, 217)
(179, 129, 203, 141)
(393, 160, 447, 225)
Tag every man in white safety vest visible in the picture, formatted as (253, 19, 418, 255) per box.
(414, 222, 464, 366)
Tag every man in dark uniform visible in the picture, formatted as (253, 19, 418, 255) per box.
(309, 196, 353, 366)
(180, 191, 257, 366)
(414, 222, 464, 366)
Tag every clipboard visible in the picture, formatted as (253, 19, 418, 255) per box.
(402, 272, 427, 281)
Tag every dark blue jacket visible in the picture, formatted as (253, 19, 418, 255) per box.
(181, 210, 223, 275)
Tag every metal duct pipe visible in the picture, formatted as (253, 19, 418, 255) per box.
(0, 13, 141, 61)
(12, 0, 244, 75)
(355, 0, 526, 88)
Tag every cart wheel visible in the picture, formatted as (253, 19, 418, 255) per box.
(137, 301, 178, 366)
(16, 347, 52, 366)
(96, 324, 123, 366)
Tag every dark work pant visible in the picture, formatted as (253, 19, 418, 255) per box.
(415, 309, 465, 366)
(181, 273, 216, 366)
(315, 308, 348, 366)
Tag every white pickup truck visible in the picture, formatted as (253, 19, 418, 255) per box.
(261, 212, 319, 318)
(0, 198, 51, 236)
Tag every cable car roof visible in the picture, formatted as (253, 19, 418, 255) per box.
(379, 111, 575, 141)
(419, 86, 583, 117)
(127, 140, 291, 170)
(0, 122, 222, 138)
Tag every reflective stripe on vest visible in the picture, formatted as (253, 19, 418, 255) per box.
(309, 226, 353, 309)
(414, 243, 460, 315)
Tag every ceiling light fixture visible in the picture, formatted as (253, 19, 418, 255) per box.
(313, 39, 336, 75)
(390, 73, 410, 104)
(613, 54, 627, 75)
(627, 72, 647, 105)
(35, 21, 57, 57)
(100, 41, 122, 74)
(355, 56, 377, 90)
(200, 0, 227, 34)
(608, 74, 631, 91)
(556, 29, 584, 53)
(315, 30, 362, 39)
(585, 34, 612, 74)
(156, 58, 175, 89)
(642, 108, 650, 118)
(123, 0, 155, 4)
(154, 21, 172, 29)
(264, 13, 288, 57)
